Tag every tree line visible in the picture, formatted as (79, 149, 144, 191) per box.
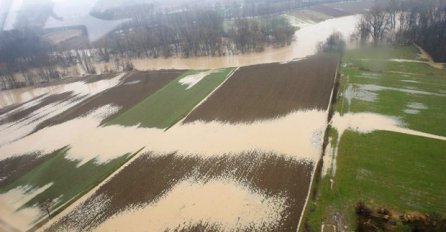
(94, 9, 296, 59)
(355, 0, 446, 62)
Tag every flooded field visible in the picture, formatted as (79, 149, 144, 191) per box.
(0, 54, 339, 231)
(0, 9, 360, 231)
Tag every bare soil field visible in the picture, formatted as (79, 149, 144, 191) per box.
(185, 55, 338, 123)
(34, 70, 182, 131)
(47, 152, 312, 232)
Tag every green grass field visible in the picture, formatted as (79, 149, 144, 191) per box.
(0, 148, 138, 222)
(304, 45, 446, 231)
(106, 68, 234, 129)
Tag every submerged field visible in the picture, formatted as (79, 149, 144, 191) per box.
(0, 56, 340, 231)
(304, 46, 446, 231)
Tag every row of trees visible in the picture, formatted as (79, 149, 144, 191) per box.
(355, 0, 446, 62)
(93, 8, 296, 59)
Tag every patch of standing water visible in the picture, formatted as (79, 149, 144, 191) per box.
(94, 178, 287, 232)
(404, 102, 428, 115)
(0, 183, 53, 232)
(358, 84, 446, 97)
(178, 70, 216, 90)
(344, 84, 377, 105)
(401, 80, 419, 84)
(321, 137, 336, 177)
(123, 80, 142, 86)
(331, 112, 446, 142)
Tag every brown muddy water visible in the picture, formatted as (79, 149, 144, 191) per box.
(92, 15, 359, 71)
(0, 74, 124, 147)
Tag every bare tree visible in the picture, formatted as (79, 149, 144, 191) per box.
(317, 31, 346, 54)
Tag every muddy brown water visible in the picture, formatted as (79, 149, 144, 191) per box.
(185, 55, 338, 123)
(0, 92, 75, 125)
(90, 15, 358, 72)
(47, 152, 313, 232)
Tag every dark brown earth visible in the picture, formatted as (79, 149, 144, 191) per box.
(185, 55, 338, 123)
(0, 152, 53, 188)
(34, 70, 182, 131)
(48, 152, 313, 232)
(0, 92, 75, 125)
(355, 203, 446, 232)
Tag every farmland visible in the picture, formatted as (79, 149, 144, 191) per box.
(303, 46, 446, 231)
(34, 70, 183, 130)
(0, 56, 341, 232)
(107, 68, 234, 129)
(185, 55, 338, 123)
(48, 152, 313, 231)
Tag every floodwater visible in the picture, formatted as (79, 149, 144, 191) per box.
(0, 184, 53, 232)
(95, 178, 286, 232)
(93, 15, 359, 71)
(331, 112, 446, 142)
(0, 75, 123, 146)
(0, 105, 327, 164)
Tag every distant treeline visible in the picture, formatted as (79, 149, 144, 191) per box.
(94, 9, 295, 59)
(355, 0, 446, 62)
(0, 29, 59, 88)
(91, 0, 354, 21)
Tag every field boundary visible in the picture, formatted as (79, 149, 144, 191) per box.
(170, 67, 239, 129)
(296, 63, 340, 232)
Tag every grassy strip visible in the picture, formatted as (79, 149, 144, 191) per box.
(106, 68, 234, 129)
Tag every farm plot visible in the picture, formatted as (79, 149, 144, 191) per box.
(304, 46, 446, 231)
(40, 55, 339, 232)
(0, 73, 124, 146)
(0, 147, 137, 231)
(107, 68, 234, 129)
(47, 152, 313, 232)
(185, 55, 338, 123)
(34, 70, 183, 130)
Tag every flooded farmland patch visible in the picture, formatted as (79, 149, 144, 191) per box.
(185, 56, 338, 123)
(34, 70, 183, 130)
(48, 152, 313, 232)
(0, 74, 124, 147)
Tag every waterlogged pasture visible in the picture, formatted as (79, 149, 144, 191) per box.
(305, 46, 446, 231)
